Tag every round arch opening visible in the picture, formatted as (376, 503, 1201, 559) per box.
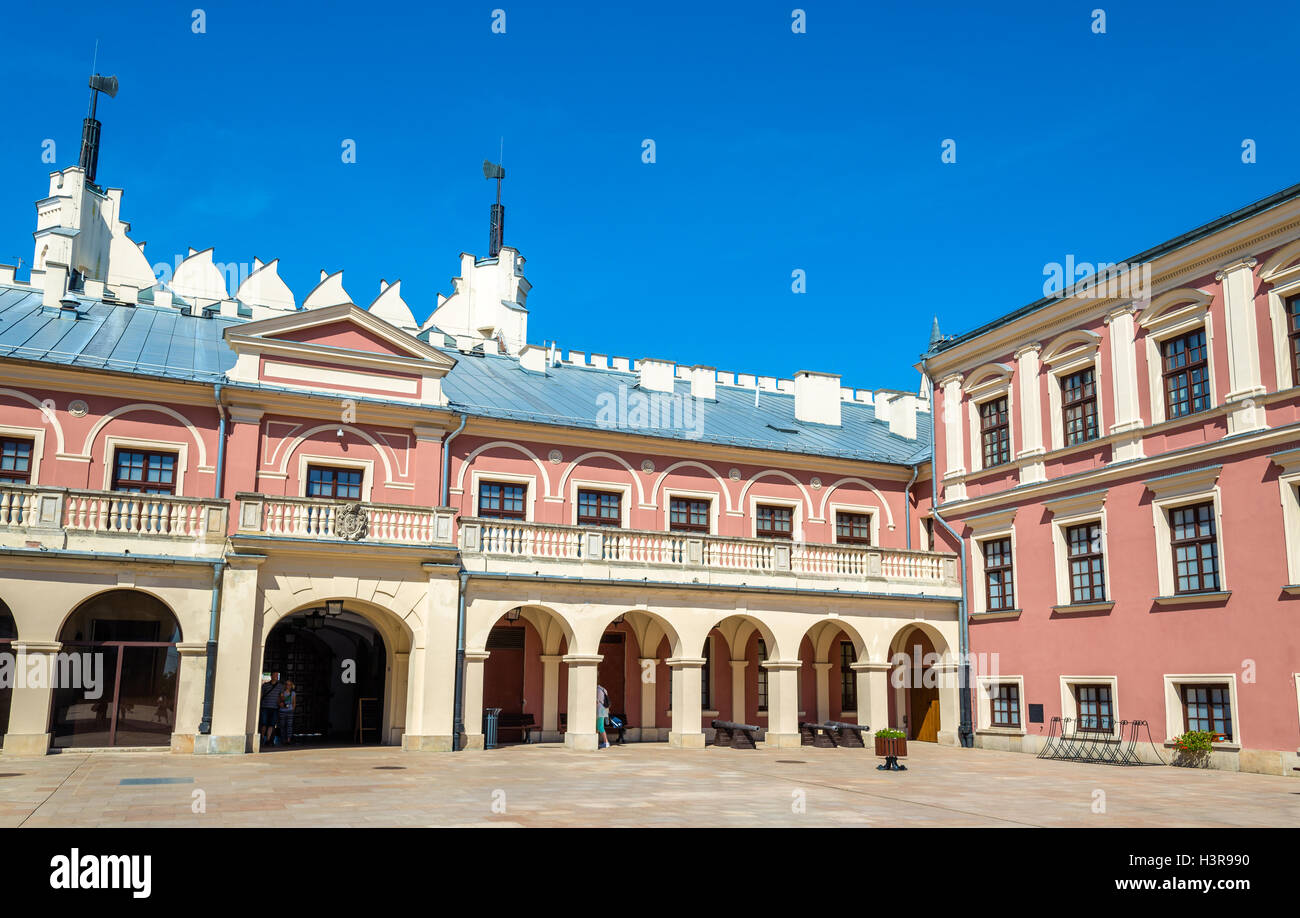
(0, 599, 15, 740)
(51, 590, 182, 749)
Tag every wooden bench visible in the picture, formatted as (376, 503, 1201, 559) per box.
(825, 721, 871, 748)
(799, 722, 837, 748)
(711, 719, 760, 750)
(498, 712, 544, 744)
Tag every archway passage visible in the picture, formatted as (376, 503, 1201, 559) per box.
(0, 599, 15, 740)
(480, 607, 571, 745)
(51, 590, 182, 748)
(262, 609, 386, 746)
(892, 626, 940, 742)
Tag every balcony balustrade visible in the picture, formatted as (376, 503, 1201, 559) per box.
(235, 493, 457, 546)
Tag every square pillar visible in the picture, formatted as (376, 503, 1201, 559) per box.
(762, 660, 802, 748)
(196, 554, 264, 754)
(1, 641, 61, 756)
(1015, 343, 1046, 482)
(935, 662, 962, 746)
(1104, 305, 1145, 460)
(638, 656, 659, 740)
(851, 661, 891, 733)
(402, 563, 460, 752)
(460, 650, 489, 750)
(729, 659, 747, 724)
(1217, 257, 1268, 433)
(813, 661, 833, 723)
(667, 657, 706, 748)
(563, 654, 602, 751)
(540, 654, 563, 741)
(171, 642, 209, 753)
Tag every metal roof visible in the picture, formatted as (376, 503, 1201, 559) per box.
(0, 283, 931, 466)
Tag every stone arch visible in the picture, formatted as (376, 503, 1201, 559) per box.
(736, 470, 814, 522)
(0, 388, 66, 453)
(54, 586, 184, 643)
(276, 423, 396, 481)
(453, 440, 551, 497)
(1137, 287, 1213, 329)
(801, 616, 869, 661)
(465, 599, 576, 655)
(1041, 328, 1102, 366)
(79, 403, 207, 465)
(815, 476, 896, 530)
(557, 450, 647, 506)
(650, 460, 734, 513)
(1260, 239, 1300, 279)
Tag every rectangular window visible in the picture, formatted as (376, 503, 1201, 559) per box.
(1066, 522, 1106, 603)
(1170, 502, 1219, 594)
(1062, 367, 1099, 445)
(1075, 684, 1113, 732)
(756, 639, 768, 712)
(991, 683, 1020, 727)
(669, 497, 710, 533)
(1162, 329, 1211, 419)
(756, 504, 793, 539)
(577, 489, 621, 527)
(701, 636, 712, 711)
(0, 437, 34, 485)
(306, 465, 363, 500)
(923, 517, 935, 551)
(983, 537, 1015, 611)
(112, 449, 177, 494)
(478, 481, 526, 519)
(1288, 294, 1300, 388)
(835, 511, 872, 545)
(839, 641, 857, 711)
(979, 396, 1011, 467)
(1181, 684, 1232, 740)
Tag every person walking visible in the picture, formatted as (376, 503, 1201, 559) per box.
(277, 679, 297, 746)
(596, 683, 611, 749)
(259, 671, 283, 749)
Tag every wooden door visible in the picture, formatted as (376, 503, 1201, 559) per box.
(597, 632, 626, 716)
(912, 686, 940, 742)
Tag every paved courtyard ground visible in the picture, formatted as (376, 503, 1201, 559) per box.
(1, 741, 1296, 827)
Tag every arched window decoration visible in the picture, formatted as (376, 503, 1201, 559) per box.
(0, 600, 14, 739)
(51, 591, 181, 748)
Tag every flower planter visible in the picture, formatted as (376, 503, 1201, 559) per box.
(874, 734, 908, 771)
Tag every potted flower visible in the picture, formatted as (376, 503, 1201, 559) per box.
(875, 728, 908, 771)
(1170, 730, 1215, 768)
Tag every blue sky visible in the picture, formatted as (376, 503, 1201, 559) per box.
(1, 0, 1297, 391)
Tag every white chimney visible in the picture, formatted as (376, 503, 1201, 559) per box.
(690, 365, 717, 400)
(84, 279, 105, 300)
(794, 370, 842, 426)
(519, 343, 547, 373)
(883, 392, 918, 439)
(114, 284, 139, 305)
(0, 265, 15, 286)
(42, 262, 69, 308)
(154, 289, 173, 309)
(639, 357, 676, 394)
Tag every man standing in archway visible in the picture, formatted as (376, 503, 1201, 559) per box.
(260, 671, 284, 748)
(596, 683, 611, 750)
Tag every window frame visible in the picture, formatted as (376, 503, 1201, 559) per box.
(834, 510, 874, 546)
(1180, 683, 1234, 741)
(296, 454, 373, 503)
(1065, 520, 1107, 604)
(976, 675, 1025, 734)
(839, 640, 857, 712)
(756, 638, 768, 713)
(1168, 500, 1220, 595)
(110, 447, 179, 495)
(0, 436, 35, 485)
(1138, 291, 1217, 427)
(477, 479, 527, 520)
(990, 683, 1021, 728)
(668, 495, 712, 534)
(1147, 466, 1228, 600)
(305, 463, 364, 501)
(1060, 365, 1100, 447)
(569, 479, 630, 528)
(1073, 683, 1115, 734)
(576, 487, 624, 528)
(1160, 327, 1212, 421)
(1287, 292, 1300, 388)
(1042, 333, 1105, 453)
(978, 395, 1012, 469)
(982, 536, 1015, 613)
(754, 503, 795, 540)
(966, 508, 1018, 616)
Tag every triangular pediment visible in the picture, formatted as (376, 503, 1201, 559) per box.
(223, 303, 456, 404)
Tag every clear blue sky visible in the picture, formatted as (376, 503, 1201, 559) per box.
(1, 0, 1297, 391)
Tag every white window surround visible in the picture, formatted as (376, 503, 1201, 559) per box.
(662, 487, 719, 535)
(1145, 465, 1227, 599)
(1041, 333, 1106, 452)
(829, 502, 880, 546)
(1272, 447, 1300, 587)
(1044, 489, 1112, 609)
(976, 674, 1025, 735)
(298, 454, 374, 502)
(1162, 673, 1240, 748)
(963, 365, 1014, 475)
(749, 494, 802, 541)
(472, 469, 538, 522)
(1137, 290, 1217, 426)
(1059, 675, 1120, 739)
(965, 506, 1018, 616)
(570, 478, 632, 528)
(1260, 254, 1300, 392)
(101, 436, 188, 494)
(0, 424, 46, 486)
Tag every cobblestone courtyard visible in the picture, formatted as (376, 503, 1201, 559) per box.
(1, 741, 1296, 828)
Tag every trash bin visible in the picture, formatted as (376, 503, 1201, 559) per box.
(483, 707, 503, 749)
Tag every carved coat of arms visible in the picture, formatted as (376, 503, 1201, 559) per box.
(335, 502, 369, 541)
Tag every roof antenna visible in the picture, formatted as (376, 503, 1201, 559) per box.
(482, 152, 506, 258)
(78, 43, 119, 186)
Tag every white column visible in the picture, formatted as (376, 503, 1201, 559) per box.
(638, 656, 659, 740)
(814, 661, 833, 723)
(935, 661, 961, 747)
(668, 657, 706, 748)
(851, 661, 890, 731)
(1217, 257, 1267, 433)
(1104, 305, 1144, 461)
(461, 650, 489, 750)
(563, 654, 601, 751)
(938, 374, 966, 501)
(729, 659, 748, 723)
(762, 660, 802, 748)
(540, 653, 562, 740)
(201, 554, 264, 754)
(1, 641, 60, 756)
(1015, 343, 1046, 483)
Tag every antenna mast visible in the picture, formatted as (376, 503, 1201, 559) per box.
(482, 158, 506, 257)
(78, 65, 119, 186)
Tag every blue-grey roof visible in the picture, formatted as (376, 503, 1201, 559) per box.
(0, 283, 931, 466)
